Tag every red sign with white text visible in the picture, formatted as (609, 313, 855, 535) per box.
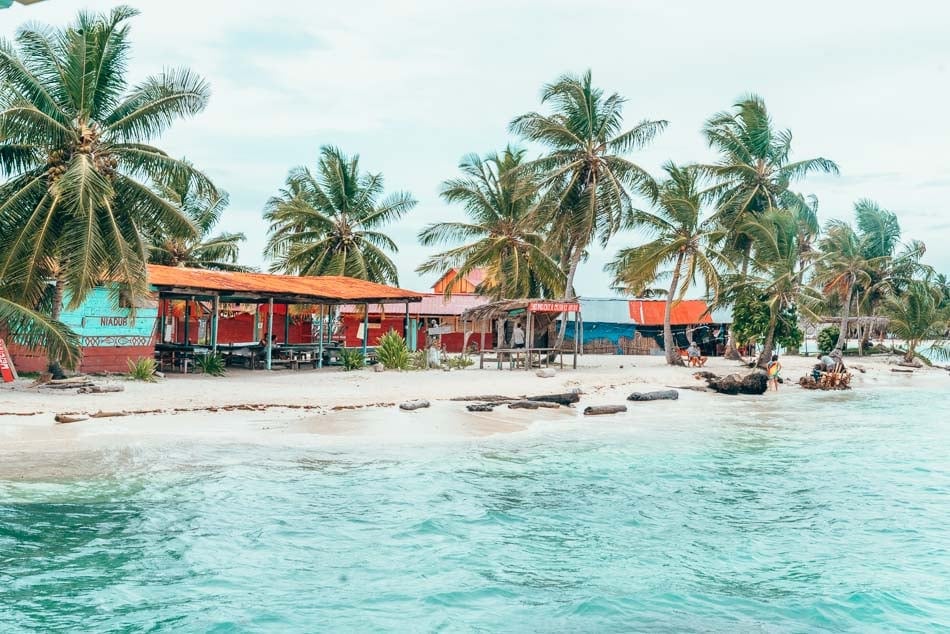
(0, 339, 18, 383)
(528, 302, 580, 313)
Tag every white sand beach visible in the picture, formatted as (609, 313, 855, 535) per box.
(1, 354, 946, 465)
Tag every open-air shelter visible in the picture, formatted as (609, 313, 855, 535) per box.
(148, 265, 422, 370)
(461, 299, 581, 370)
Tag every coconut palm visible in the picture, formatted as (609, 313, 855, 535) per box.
(264, 146, 416, 285)
(606, 163, 727, 366)
(149, 167, 250, 271)
(882, 281, 949, 362)
(722, 209, 820, 367)
(417, 147, 564, 300)
(510, 70, 666, 297)
(699, 95, 838, 358)
(0, 6, 210, 374)
(701, 96, 839, 241)
(0, 293, 80, 369)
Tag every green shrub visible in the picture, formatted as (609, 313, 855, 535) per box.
(194, 352, 226, 377)
(375, 329, 411, 370)
(446, 354, 474, 370)
(817, 326, 839, 353)
(409, 349, 428, 370)
(127, 357, 157, 382)
(340, 348, 365, 371)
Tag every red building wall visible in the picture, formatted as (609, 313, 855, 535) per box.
(6, 342, 155, 374)
(341, 315, 493, 352)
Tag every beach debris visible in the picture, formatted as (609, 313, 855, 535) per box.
(693, 371, 718, 380)
(703, 371, 768, 395)
(466, 403, 496, 412)
(77, 385, 124, 394)
(535, 369, 556, 378)
(450, 394, 515, 402)
(399, 400, 430, 411)
(89, 410, 129, 419)
(54, 413, 88, 424)
(583, 405, 628, 416)
(890, 368, 914, 373)
(527, 392, 580, 406)
(373, 363, 386, 373)
(798, 372, 852, 390)
(28, 373, 53, 387)
(41, 377, 96, 390)
(508, 400, 541, 410)
(627, 389, 679, 402)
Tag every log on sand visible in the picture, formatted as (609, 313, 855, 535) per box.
(54, 414, 88, 424)
(466, 403, 497, 412)
(399, 400, 430, 411)
(583, 405, 627, 416)
(627, 389, 679, 402)
(527, 392, 580, 406)
(78, 385, 124, 394)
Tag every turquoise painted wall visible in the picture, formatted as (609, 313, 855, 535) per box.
(60, 287, 158, 347)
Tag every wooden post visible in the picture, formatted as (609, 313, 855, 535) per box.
(211, 295, 220, 354)
(573, 310, 579, 369)
(525, 311, 533, 371)
(183, 296, 191, 345)
(317, 305, 325, 368)
(284, 305, 291, 344)
(362, 305, 369, 361)
(158, 295, 166, 343)
(266, 298, 274, 370)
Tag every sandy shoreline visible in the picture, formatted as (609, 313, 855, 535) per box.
(1, 354, 946, 472)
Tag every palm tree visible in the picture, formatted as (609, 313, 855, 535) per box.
(0, 294, 80, 369)
(813, 220, 879, 351)
(700, 96, 837, 359)
(701, 96, 839, 242)
(417, 147, 564, 300)
(722, 209, 820, 367)
(149, 166, 250, 271)
(264, 146, 416, 285)
(510, 70, 666, 347)
(0, 6, 210, 375)
(606, 163, 726, 366)
(882, 281, 949, 362)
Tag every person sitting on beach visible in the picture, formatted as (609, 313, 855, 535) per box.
(687, 342, 706, 367)
(820, 352, 835, 371)
(767, 354, 782, 391)
(512, 323, 526, 349)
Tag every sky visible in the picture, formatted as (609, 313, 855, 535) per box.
(3, 0, 949, 295)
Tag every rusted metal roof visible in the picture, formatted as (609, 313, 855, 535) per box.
(628, 299, 712, 326)
(339, 293, 489, 316)
(147, 265, 422, 304)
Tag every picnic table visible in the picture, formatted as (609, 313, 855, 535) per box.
(479, 347, 564, 370)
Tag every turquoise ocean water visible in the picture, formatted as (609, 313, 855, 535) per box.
(2, 385, 949, 632)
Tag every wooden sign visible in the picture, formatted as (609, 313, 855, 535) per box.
(0, 338, 18, 383)
(528, 301, 580, 313)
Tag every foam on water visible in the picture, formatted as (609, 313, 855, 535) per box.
(2, 386, 949, 631)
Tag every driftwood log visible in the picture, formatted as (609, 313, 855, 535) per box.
(54, 414, 88, 424)
(399, 400, 430, 411)
(627, 389, 679, 402)
(704, 371, 769, 395)
(527, 392, 580, 406)
(583, 405, 628, 416)
(77, 385, 125, 394)
(89, 410, 129, 419)
(890, 368, 914, 373)
(508, 400, 540, 410)
(466, 403, 497, 412)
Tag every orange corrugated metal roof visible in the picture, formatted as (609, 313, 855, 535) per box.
(147, 265, 422, 303)
(628, 299, 712, 326)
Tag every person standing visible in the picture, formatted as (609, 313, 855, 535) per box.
(512, 323, 526, 349)
(767, 354, 782, 391)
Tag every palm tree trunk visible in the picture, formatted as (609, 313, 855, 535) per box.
(835, 286, 853, 351)
(48, 276, 67, 379)
(553, 246, 583, 352)
(723, 248, 752, 361)
(756, 308, 780, 368)
(664, 253, 686, 366)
